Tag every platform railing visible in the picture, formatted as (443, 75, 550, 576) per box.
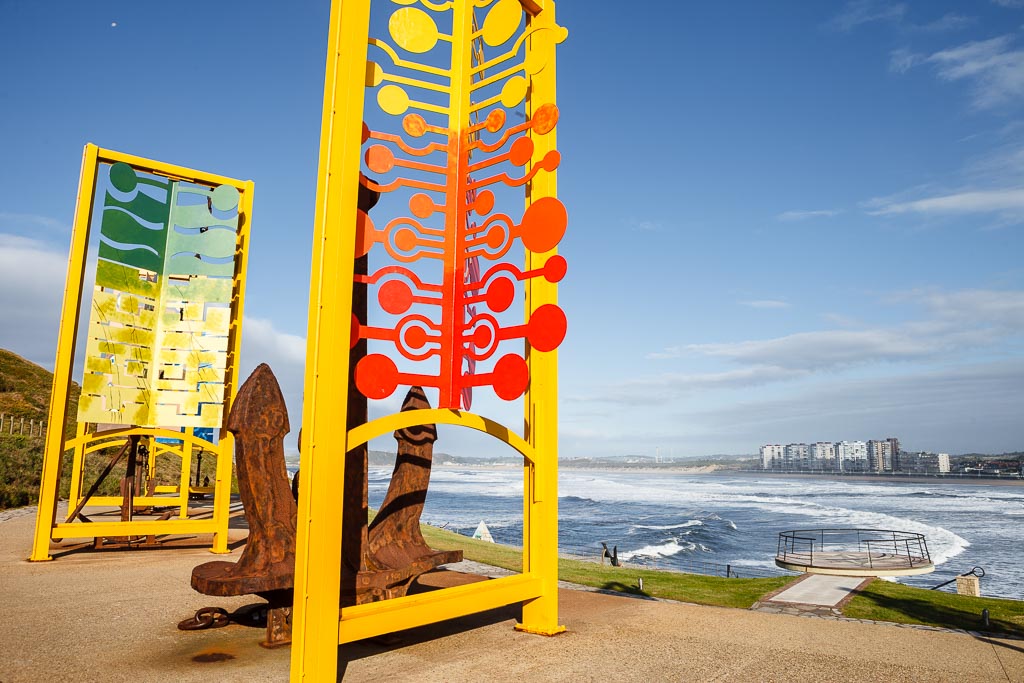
(776, 528, 931, 569)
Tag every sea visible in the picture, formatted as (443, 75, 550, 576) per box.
(363, 466, 1024, 600)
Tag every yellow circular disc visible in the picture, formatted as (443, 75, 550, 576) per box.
(500, 75, 527, 108)
(389, 7, 439, 54)
(524, 27, 553, 75)
(365, 61, 383, 87)
(482, 0, 521, 47)
(368, 60, 385, 87)
(378, 85, 410, 116)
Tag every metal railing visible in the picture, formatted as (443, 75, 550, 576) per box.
(776, 528, 931, 570)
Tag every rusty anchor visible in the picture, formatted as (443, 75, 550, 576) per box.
(184, 364, 460, 647)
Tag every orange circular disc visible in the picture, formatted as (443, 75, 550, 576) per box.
(531, 103, 559, 135)
(366, 145, 395, 174)
(509, 136, 533, 167)
(394, 227, 418, 252)
(409, 193, 435, 218)
(519, 197, 567, 254)
(403, 113, 427, 137)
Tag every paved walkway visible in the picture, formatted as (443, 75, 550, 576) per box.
(3, 508, 1023, 682)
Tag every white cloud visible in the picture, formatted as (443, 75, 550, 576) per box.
(636, 288, 1024, 394)
(927, 35, 1024, 109)
(776, 209, 840, 222)
(827, 1, 907, 32)
(626, 218, 663, 232)
(0, 234, 66, 366)
(866, 188, 1024, 218)
(889, 48, 925, 74)
(0, 212, 69, 235)
(992, 0, 1024, 8)
(740, 300, 791, 309)
(683, 361, 1024, 454)
(912, 13, 974, 33)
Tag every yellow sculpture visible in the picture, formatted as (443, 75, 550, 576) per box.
(293, 0, 567, 678)
(31, 145, 253, 561)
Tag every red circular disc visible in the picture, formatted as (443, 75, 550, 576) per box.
(365, 145, 395, 173)
(492, 354, 529, 400)
(350, 313, 361, 349)
(544, 254, 567, 282)
(509, 136, 534, 167)
(379, 279, 413, 315)
(403, 324, 428, 351)
(472, 324, 492, 349)
(519, 197, 567, 254)
(486, 224, 506, 249)
(361, 122, 371, 144)
(355, 211, 375, 258)
(526, 304, 566, 352)
(486, 277, 515, 312)
(355, 354, 398, 400)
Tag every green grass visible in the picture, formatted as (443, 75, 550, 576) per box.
(845, 579, 1024, 637)
(420, 523, 795, 609)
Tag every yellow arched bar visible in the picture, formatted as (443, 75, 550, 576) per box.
(348, 409, 537, 463)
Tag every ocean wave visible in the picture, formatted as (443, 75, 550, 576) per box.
(633, 520, 703, 531)
(619, 539, 696, 561)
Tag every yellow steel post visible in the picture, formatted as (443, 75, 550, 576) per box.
(210, 432, 231, 552)
(66, 422, 88, 515)
(517, 0, 565, 637)
(291, 0, 372, 678)
(31, 144, 99, 562)
(178, 439, 193, 519)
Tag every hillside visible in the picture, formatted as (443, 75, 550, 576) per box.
(0, 349, 80, 508)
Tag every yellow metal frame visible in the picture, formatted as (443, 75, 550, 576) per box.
(30, 144, 254, 561)
(292, 0, 563, 678)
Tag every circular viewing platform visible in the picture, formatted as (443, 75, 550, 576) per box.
(775, 529, 934, 577)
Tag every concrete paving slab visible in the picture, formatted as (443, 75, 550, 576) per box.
(3, 508, 1022, 682)
(769, 574, 867, 606)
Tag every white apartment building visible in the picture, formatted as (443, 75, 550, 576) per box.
(760, 444, 784, 469)
(835, 440, 868, 472)
(784, 443, 809, 469)
(811, 444, 835, 471)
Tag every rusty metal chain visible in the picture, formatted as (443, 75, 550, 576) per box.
(177, 606, 230, 631)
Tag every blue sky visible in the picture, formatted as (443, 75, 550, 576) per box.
(1, 1, 1022, 458)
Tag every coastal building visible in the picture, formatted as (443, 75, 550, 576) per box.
(759, 444, 783, 469)
(867, 440, 893, 472)
(887, 437, 900, 469)
(809, 442, 836, 470)
(783, 443, 808, 470)
(835, 440, 868, 472)
(900, 451, 951, 474)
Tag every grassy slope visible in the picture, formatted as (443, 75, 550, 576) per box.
(423, 525, 1024, 633)
(421, 523, 794, 609)
(845, 579, 1024, 637)
(0, 348, 222, 509)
